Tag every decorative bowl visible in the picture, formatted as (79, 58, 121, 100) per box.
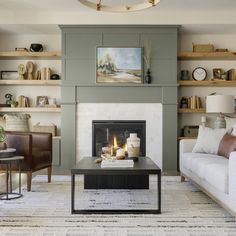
(30, 43, 43, 52)
(50, 74, 60, 80)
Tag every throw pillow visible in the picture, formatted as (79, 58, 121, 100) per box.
(218, 133, 236, 158)
(3, 113, 30, 132)
(192, 125, 226, 154)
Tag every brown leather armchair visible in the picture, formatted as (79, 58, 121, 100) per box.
(0, 131, 52, 191)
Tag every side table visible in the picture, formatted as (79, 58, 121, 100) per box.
(0, 156, 24, 200)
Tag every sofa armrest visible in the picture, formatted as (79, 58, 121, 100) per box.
(179, 139, 197, 154)
(229, 152, 236, 202)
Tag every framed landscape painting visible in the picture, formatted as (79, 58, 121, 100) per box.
(96, 47, 142, 83)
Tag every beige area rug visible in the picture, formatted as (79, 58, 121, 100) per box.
(0, 175, 235, 236)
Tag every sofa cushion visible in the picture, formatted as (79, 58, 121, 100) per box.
(181, 152, 221, 176)
(218, 133, 236, 158)
(203, 158, 229, 193)
(181, 152, 229, 193)
(192, 126, 226, 155)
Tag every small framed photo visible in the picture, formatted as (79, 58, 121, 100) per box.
(1, 71, 18, 80)
(36, 96, 48, 107)
(213, 68, 226, 80)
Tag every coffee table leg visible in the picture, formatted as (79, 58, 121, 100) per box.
(158, 172, 161, 213)
(6, 163, 9, 200)
(71, 174, 75, 214)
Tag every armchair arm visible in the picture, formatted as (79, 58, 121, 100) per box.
(31, 132, 52, 151)
(179, 139, 197, 154)
(5, 132, 33, 167)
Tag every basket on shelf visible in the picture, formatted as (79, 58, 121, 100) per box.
(192, 43, 214, 53)
(32, 122, 57, 136)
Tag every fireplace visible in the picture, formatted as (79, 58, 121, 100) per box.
(92, 120, 146, 157)
(84, 120, 149, 189)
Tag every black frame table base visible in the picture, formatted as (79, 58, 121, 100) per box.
(0, 156, 24, 200)
(71, 156, 161, 214)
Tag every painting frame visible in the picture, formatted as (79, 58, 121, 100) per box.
(96, 47, 143, 84)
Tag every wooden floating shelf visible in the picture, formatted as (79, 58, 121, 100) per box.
(178, 108, 206, 113)
(178, 51, 236, 60)
(0, 80, 61, 86)
(178, 80, 236, 86)
(0, 51, 61, 59)
(0, 107, 61, 113)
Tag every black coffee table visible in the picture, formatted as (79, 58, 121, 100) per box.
(71, 156, 161, 214)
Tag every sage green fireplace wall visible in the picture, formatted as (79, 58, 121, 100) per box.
(60, 25, 178, 171)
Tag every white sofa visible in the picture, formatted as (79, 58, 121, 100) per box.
(180, 139, 236, 216)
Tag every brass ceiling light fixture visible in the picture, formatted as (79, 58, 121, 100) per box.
(78, 0, 160, 12)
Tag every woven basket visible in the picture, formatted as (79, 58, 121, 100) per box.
(32, 122, 57, 136)
(192, 43, 214, 52)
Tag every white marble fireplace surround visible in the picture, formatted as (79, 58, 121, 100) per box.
(77, 103, 163, 168)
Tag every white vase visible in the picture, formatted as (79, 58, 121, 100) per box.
(127, 133, 140, 158)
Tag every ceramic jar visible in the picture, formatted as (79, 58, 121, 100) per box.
(127, 133, 140, 158)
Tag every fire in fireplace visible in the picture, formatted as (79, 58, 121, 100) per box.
(92, 120, 146, 157)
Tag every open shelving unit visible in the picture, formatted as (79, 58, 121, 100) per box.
(178, 50, 236, 141)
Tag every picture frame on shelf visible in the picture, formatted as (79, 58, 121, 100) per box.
(36, 96, 48, 107)
(96, 47, 143, 84)
(0, 71, 18, 80)
(213, 68, 226, 80)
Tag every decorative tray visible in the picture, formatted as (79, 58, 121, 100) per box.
(0, 148, 16, 158)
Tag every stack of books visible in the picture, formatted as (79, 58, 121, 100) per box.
(101, 159, 134, 168)
(187, 96, 202, 109)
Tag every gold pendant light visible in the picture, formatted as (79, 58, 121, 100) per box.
(78, 0, 160, 12)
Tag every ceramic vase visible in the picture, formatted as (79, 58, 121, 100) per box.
(145, 69, 152, 84)
(127, 133, 140, 158)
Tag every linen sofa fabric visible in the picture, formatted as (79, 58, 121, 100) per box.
(180, 139, 236, 214)
(192, 126, 226, 154)
(181, 152, 228, 193)
(218, 133, 236, 158)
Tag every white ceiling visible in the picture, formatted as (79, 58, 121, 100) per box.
(0, 0, 236, 34)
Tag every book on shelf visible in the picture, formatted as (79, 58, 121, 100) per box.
(186, 96, 202, 109)
(101, 159, 134, 168)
